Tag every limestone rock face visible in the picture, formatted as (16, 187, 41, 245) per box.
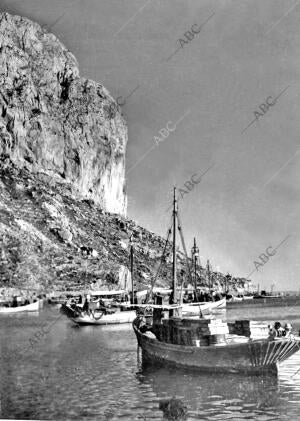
(0, 12, 127, 215)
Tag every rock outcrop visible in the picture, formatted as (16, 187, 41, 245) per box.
(0, 166, 249, 293)
(0, 13, 249, 294)
(0, 165, 174, 291)
(0, 12, 127, 215)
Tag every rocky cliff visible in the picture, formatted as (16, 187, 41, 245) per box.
(0, 12, 127, 215)
(0, 13, 248, 294)
(0, 165, 248, 293)
(0, 164, 176, 292)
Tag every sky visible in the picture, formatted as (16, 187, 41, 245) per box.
(1, 0, 299, 291)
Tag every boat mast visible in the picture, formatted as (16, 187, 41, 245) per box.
(206, 259, 211, 290)
(192, 237, 199, 298)
(172, 187, 177, 304)
(130, 234, 134, 304)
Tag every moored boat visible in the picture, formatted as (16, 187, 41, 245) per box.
(65, 290, 136, 326)
(0, 300, 40, 313)
(71, 309, 136, 325)
(133, 316, 300, 374)
(182, 297, 226, 315)
(229, 295, 254, 302)
(132, 188, 300, 374)
(136, 289, 226, 315)
(60, 302, 78, 318)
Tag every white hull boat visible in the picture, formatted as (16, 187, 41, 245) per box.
(182, 297, 226, 315)
(71, 310, 136, 325)
(230, 296, 254, 302)
(0, 300, 40, 313)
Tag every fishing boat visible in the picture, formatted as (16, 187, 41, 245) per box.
(68, 290, 136, 325)
(60, 233, 137, 326)
(185, 238, 227, 314)
(71, 308, 136, 325)
(142, 226, 226, 314)
(136, 288, 226, 315)
(182, 296, 226, 315)
(133, 188, 300, 374)
(0, 300, 40, 313)
(133, 316, 300, 374)
(67, 239, 137, 326)
(229, 295, 254, 302)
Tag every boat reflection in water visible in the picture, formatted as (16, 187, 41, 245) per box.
(137, 359, 283, 420)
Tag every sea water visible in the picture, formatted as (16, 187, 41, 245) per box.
(1, 304, 300, 420)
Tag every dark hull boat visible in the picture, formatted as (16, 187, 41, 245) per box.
(133, 319, 300, 374)
(133, 188, 300, 375)
(60, 303, 78, 318)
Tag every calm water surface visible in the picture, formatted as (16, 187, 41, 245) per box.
(1, 304, 300, 420)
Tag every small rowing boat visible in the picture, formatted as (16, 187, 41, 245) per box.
(0, 300, 40, 313)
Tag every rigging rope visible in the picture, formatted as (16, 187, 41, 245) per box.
(146, 217, 173, 303)
(176, 209, 193, 285)
(177, 209, 203, 316)
(145, 205, 203, 318)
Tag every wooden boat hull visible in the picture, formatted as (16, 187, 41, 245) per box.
(182, 297, 226, 315)
(133, 320, 300, 374)
(71, 310, 136, 325)
(0, 300, 40, 313)
(60, 303, 78, 318)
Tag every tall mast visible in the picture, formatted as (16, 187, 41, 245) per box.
(172, 187, 177, 303)
(206, 259, 211, 290)
(191, 237, 199, 298)
(130, 234, 134, 304)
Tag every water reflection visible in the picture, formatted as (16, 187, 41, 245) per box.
(1, 306, 300, 420)
(137, 362, 283, 420)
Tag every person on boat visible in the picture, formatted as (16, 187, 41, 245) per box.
(269, 323, 281, 339)
(198, 290, 205, 302)
(273, 322, 285, 337)
(82, 297, 90, 313)
(267, 324, 272, 337)
(97, 299, 104, 309)
(137, 316, 148, 333)
(284, 323, 294, 339)
(70, 299, 77, 310)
